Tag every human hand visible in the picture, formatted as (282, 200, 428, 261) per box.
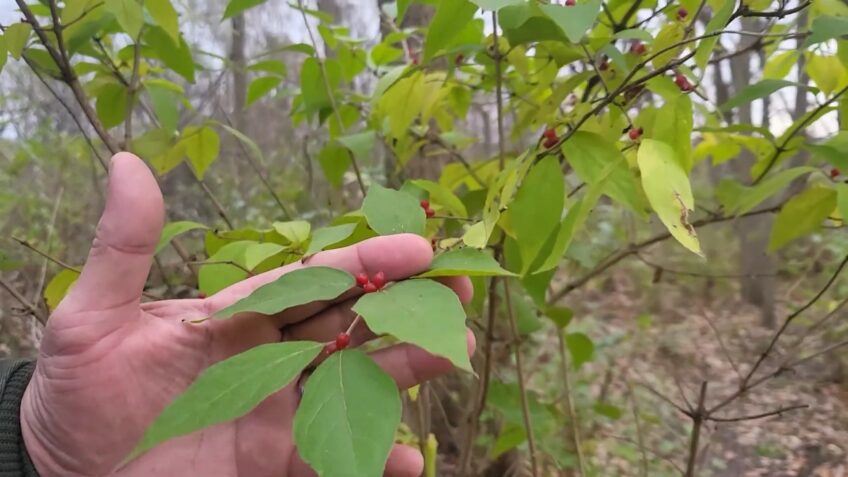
(21, 153, 474, 477)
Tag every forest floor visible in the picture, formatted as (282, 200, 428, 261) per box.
(566, 271, 848, 477)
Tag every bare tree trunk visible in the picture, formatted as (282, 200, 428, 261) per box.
(728, 20, 776, 327)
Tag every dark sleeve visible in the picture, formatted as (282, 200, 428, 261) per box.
(0, 360, 40, 477)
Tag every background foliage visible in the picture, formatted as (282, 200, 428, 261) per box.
(2, 0, 848, 475)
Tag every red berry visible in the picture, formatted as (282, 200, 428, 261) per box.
(355, 272, 369, 287)
(598, 60, 609, 71)
(543, 137, 558, 149)
(197, 292, 206, 299)
(565, 0, 575, 5)
(412, 57, 419, 65)
(630, 42, 646, 55)
(335, 332, 351, 350)
(431, 238, 438, 250)
(674, 73, 692, 91)
(420, 199, 430, 209)
(628, 127, 642, 140)
(831, 168, 841, 178)
(372, 271, 386, 289)
(425, 207, 436, 218)
(324, 341, 338, 354)
(363, 282, 378, 293)
(455, 53, 464, 65)
(543, 127, 557, 140)
(677, 7, 688, 19)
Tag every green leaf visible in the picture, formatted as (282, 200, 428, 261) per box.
(105, 0, 144, 38)
(218, 124, 269, 171)
(763, 50, 799, 80)
(145, 0, 180, 43)
(544, 306, 573, 328)
(244, 242, 285, 270)
(44, 269, 80, 311)
(593, 403, 623, 420)
(145, 26, 195, 82)
(0, 36, 7, 73)
(95, 83, 128, 129)
(246, 76, 281, 107)
(155, 221, 208, 254)
(768, 187, 837, 252)
(336, 130, 376, 162)
(4, 23, 31, 60)
(651, 22, 685, 68)
(198, 241, 252, 295)
(248, 59, 287, 76)
(423, 0, 479, 61)
(362, 184, 426, 236)
(146, 82, 179, 133)
(509, 156, 564, 275)
(565, 332, 593, 369)
(720, 79, 804, 112)
(805, 15, 848, 47)
(499, 3, 567, 44)
(223, 0, 267, 19)
(409, 179, 468, 218)
(471, 0, 523, 10)
(836, 183, 848, 225)
(300, 57, 334, 115)
(561, 131, 648, 217)
(183, 126, 220, 179)
(652, 94, 693, 170)
(304, 223, 357, 256)
(214, 266, 353, 319)
(419, 248, 516, 278)
(272, 220, 311, 246)
(0, 251, 21, 272)
(637, 139, 703, 256)
(293, 349, 401, 477)
(317, 143, 352, 187)
(733, 167, 817, 216)
(353, 279, 472, 371)
(128, 342, 322, 462)
(539, 1, 602, 44)
(694, 0, 734, 69)
(490, 424, 526, 459)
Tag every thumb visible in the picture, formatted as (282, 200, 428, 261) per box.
(62, 152, 164, 313)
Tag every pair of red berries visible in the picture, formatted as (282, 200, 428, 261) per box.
(355, 271, 386, 293)
(831, 168, 841, 178)
(542, 127, 559, 148)
(628, 127, 643, 140)
(324, 332, 351, 354)
(630, 42, 646, 56)
(674, 73, 693, 92)
(677, 7, 688, 20)
(420, 199, 435, 218)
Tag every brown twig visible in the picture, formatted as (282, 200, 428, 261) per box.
(0, 278, 47, 325)
(503, 280, 539, 477)
(185, 260, 254, 276)
(12, 237, 80, 272)
(708, 404, 808, 422)
(296, 0, 366, 196)
(684, 382, 708, 477)
(195, 178, 235, 230)
(558, 330, 586, 476)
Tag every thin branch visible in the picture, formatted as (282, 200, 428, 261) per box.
(551, 204, 783, 302)
(0, 278, 47, 325)
(219, 108, 293, 219)
(684, 382, 708, 477)
(185, 260, 254, 276)
(731, 0, 811, 21)
(33, 186, 65, 306)
(492, 11, 505, 169)
(626, 382, 649, 477)
(16, 0, 121, 154)
(125, 34, 143, 150)
(195, 178, 235, 230)
(708, 404, 808, 422)
(635, 379, 691, 417)
(708, 254, 848, 414)
(696, 306, 743, 382)
(296, 0, 366, 196)
(503, 280, 539, 477)
(753, 84, 848, 184)
(559, 330, 586, 476)
(12, 237, 80, 272)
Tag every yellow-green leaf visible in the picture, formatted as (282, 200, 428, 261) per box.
(145, 0, 180, 43)
(155, 221, 208, 254)
(246, 76, 281, 107)
(419, 248, 516, 277)
(44, 269, 80, 311)
(4, 23, 32, 60)
(510, 156, 564, 275)
(183, 126, 220, 179)
(651, 22, 685, 69)
(105, 0, 144, 38)
(768, 187, 837, 252)
(637, 139, 703, 256)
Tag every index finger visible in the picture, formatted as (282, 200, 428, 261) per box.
(202, 233, 434, 323)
